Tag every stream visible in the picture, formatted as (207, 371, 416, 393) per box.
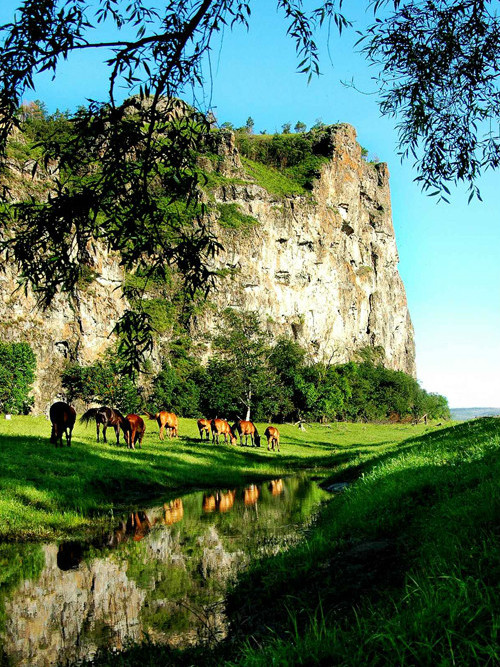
(0, 475, 330, 666)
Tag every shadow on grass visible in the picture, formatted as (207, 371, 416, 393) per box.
(225, 434, 500, 651)
(0, 430, 355, 526)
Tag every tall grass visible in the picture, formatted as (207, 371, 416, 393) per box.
(227, 418, 500, 665)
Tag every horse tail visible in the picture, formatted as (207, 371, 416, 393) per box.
(80, 408, 99, 425)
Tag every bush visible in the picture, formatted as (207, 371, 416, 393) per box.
(148, 360, 204, 417)
(62, 358, 141, 413)
(235, 130, 330, 191)
(0, 341, 36, 414)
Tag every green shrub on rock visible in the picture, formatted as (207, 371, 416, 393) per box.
(0, 341, 36, 414)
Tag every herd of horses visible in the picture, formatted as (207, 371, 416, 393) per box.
(49, 401, 281, 452)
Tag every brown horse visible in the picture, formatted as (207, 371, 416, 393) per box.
(125, 414, 145, 449)
(264, 426, 280, 452)
(211, 419, 237, 445)
(146, 411, 178, 439)
(80, 406, 130, 445)
(50, 401, 76, 447)
(197, 418, 212, 441)
(233, 420, 261, 447)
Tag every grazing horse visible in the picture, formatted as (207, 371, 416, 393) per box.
(197, 418, 212, 441)
(80, 406, 130, 446)
(146, 411, 178, 440)
(125, 414, 145, 449)
(211, 419, 237, 445)
(50, 401, 76, 447)
(233, 420, 261, 447)
(264, 426, 280, 452)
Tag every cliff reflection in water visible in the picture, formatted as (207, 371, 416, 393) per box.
(0, 476, 328, 667)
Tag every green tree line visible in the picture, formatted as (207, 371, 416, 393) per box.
(61, 311, 450, 423)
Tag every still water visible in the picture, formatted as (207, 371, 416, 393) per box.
(0, 476, 329, 666)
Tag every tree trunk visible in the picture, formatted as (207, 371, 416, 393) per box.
(245, 386, 252, 421)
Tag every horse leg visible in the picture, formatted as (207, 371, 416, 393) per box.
(103, 425, 108, 444)
(159, 424, 164, 440)
(96, 422, 100, 443)
(115, 425, 120, 446)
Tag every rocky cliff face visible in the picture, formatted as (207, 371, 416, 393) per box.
(205, 124, 415, 374)
(0, 249, 127, 412)
(0, 124, 415, 412)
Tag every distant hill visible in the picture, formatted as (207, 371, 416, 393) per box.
(450, 407, 500, 421)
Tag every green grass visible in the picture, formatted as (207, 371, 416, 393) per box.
(0, 416, 431, 542)
(224, 417, 500, 666)
(21, 416, 496, 667)
(241, 157, 307, 197)
(217, 202, 259, 231)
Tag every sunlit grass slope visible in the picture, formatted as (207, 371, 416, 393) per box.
(225, 417, 500, 666)
(0, 416, 432, 541)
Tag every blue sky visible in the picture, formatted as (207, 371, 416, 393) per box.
(1, 1, 499, 407)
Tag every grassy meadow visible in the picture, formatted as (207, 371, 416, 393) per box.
(76, 416, 500, 667)
(0, 414, 431, 542)
(2, 414, 499, 665)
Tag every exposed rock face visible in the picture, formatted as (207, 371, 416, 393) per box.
(0, 249, 126, 412)
(207, 124, 415, 375)
(0, 124, 415, 412)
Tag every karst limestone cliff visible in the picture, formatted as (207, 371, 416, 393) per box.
(0, 123, 415, 412)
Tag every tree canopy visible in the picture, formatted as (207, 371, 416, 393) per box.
(0, 0, 498, 369)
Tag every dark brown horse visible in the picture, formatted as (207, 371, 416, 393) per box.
(145, 411, 178, 440)
(50, 401, 76, 447)
(211, 418, 237, 445)
(125, 414, 145, 449)
(80, 406, 130, 445)
(264, 426, 280, 452)
(233, 420, 261, 447)
(197, 418, 212, 441)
